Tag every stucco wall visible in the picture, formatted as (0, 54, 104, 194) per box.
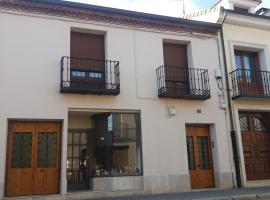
(0, 10, 233, 197)
(223, 23, 270, 187)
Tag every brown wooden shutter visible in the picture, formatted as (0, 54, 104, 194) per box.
(69, 32, 106, 89)
(70, 32, 105, 60)
(163, 43, 189, 96)
(163, 43, 188, 67)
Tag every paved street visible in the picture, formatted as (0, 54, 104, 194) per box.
(91, 187, 270, 200)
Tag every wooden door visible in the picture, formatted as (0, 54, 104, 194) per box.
(234, 50, 263, 95)
(6, 121, 61, 197)
(239, 113, 270, 181)
(70, 32, 105, 89)
(163, 43, 189, 96)
(186, 126, 214, 189)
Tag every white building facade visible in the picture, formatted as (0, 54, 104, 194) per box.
(0, 0, 234, 199)
(188, 0, 270, 189)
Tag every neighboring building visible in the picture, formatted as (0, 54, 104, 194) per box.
(0, 0, 234, 199)
(188, 0, 270, 188)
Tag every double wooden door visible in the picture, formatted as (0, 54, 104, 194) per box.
(186, 126, 214, 189)
(240, 113, 270, 181)
(6, 121, 61, 197)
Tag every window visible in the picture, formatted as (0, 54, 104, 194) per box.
(71, 71, 86, 78)
(240, 116, 249, 131)
(89, 72, 103, 79)
(93, 113, 142, 177)
(11, 132, 32, 168)
(253, 116, 267, 132)
(239, 113, 269, 132)
(234, 6, 249, 13)
(234, 50, 260, 83)
(37, 132, 57, 168)
(234, 50, 258, 71)
(186, 136, 195, 170)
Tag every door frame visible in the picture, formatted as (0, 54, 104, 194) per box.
(185, 124, 215, 189)
(5, 119, 63, 197)
(234, 107, 270, 187)
(67, 128, 92, 191)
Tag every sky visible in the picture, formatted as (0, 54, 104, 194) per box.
(65, 0, 270, 17)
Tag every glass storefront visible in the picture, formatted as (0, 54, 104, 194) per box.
(67, 112, 142, 190)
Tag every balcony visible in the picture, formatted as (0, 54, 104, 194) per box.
(230, 69, 270, 99)
(156, 66, 210, 100)
(60, 57, 120, 95)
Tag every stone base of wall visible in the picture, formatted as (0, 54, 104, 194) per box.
(92, 176, 144, 191)
(143, 174, 190, 194)
(214, 172, 234, 189)
(1, 173, 235, 200)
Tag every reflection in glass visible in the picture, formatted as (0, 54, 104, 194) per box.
(235, 55, 242, 69)
(37, 132, 57, 168)
(197, 136, 210, 170)
(186, 136, 196, 170)
(240, 116, 249, 131)
(94, 113, 141, 177)
(253, 116, 267, 132)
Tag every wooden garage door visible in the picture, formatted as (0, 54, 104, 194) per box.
(6, 121, 62, 197)
(186, 126, 214, 189)
(240, 113, 270, 181)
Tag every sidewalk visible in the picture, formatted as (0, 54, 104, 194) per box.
(91, 187, 270, 200)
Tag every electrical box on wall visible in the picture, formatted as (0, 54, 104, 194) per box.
(215, 68, 222, 79)
(167, 106, 176, 117)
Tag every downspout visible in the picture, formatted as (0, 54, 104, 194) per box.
(220, 9, 242, 188)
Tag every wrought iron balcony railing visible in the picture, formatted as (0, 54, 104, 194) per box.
(156, 66, 210, 100)
(60, 57, 120, 95)
(230, 69, 270, 99)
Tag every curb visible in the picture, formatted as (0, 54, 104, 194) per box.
(200, 193, 270, 200)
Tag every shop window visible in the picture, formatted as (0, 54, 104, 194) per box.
(93, 113, 142, 177)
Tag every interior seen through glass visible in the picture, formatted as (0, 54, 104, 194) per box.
(67, 112, 142, 190)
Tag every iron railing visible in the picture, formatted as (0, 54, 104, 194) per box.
(230, 69, 270, 99)
(156, 66, 210, 100)
(61, 56, 120, 95)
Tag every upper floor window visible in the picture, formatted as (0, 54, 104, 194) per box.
(234, 6, 249, 13)
(71, 31, 105, 61)
(163, 42, 188, 68)
(234, 50, 260, 71)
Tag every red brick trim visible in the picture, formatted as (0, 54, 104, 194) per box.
(0, 0, 219, 36)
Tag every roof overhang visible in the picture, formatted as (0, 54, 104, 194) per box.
(219, 8, 270, 30)
(0, 0, 221, 36)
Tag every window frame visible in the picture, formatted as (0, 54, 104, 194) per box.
(93, 112, 143, 178)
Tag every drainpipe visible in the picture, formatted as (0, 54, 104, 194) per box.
(220, 10, 242, 188)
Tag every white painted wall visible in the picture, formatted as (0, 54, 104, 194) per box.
(222, 23, 270, 186)
(0, 10, 233, 197)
